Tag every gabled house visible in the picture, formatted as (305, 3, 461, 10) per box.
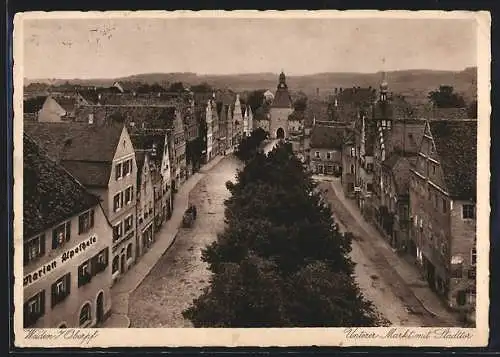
(37, 96, 69, 122)
(353, 108, 377, 215)
(409, 119, 477, 316)
(23, 134, 113, 328)
(130, 130, 173, 231)
(205, 99, 214, 162)
(233, 94, 244, 145)
(134, 152, 155, 258)
(309, 124, 350, 176)
(24, 121, 138, 284)
(372, 119, 426, 250)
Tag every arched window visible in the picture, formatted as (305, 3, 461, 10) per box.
(112, 256, 119, 273)
(58, 323, 67, 328)
(126, 244, 132, 259)
(79, 303, 92, 326)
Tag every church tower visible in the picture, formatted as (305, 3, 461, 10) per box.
(269, 71, 294, 139)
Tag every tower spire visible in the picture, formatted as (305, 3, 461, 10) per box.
(380, 57, 388, 101)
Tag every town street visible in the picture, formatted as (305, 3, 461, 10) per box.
(129, 148, 460, 328)
(128, 155, 243, 327)
(317, 178, 461, 327)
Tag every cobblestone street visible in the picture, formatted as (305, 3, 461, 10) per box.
(128, 156, 242, 327)
(318, 179, 461, 327)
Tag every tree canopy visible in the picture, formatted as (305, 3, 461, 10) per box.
(191, 82, 214, 93)
(246, 90, 267, 114)
(183, 143, 382, 327)
(428, 85, 466, 108)
(167, 81, 186, 93)
(234, 128, 269, 163)
(293, 92, 308, 112)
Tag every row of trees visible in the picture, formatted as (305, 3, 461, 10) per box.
(183, 143, 383, 327)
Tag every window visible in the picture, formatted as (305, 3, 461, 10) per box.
(91, 248, 109, 275)
(24, 234, 45, 266)
(442, 198, 447, 213)
(112, 256, 119, 274)
(350, 165, 354, 174)
(78, 209, 95, 234)
(51, 273, 71, 307)
(79, 303, 92, 326)
(78, 261, 92, 287)
(468, 268, 476, 279)
(351, 147, 356, 157)
(326, 152, 331, 160)
(122, 160, 131, 176)
(366, 183, 373, 192)
(113, 192, 123, 212)
(115, 163, 122, 180)
(314, 151, 320, 159)
(24, 290, 45, 327)
(366, 163, 373, 172)
(52, 221, 71, 249)
(124, 186, 134, 205)
(463, 204, 475, 219)
(451, 255, 464, 278)
(432, 164, 436, 175)
(124, 215, 133, 232)
(112, 222, 123, 242)
(467, 289, 476, 305)
(471, 247, 477, 266)
(126, 244, 133, 259)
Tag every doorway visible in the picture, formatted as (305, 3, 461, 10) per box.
(96, 292, 104, 324)
(276, 127, 285, 139)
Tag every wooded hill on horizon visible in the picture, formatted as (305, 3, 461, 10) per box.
(25, 66, 477, 103)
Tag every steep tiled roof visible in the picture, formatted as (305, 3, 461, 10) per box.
(61, 161, 112, 187)
(24, 122, 124, 187)
(310, 125, 349, 150)
(25, 122, 124, 162)
(429, 120, 477, 200)
(54, 96, 77, 113)
(272, 88, 293, 108)
(23, 134, 100, 239)
(77, 90, 100, 105)
(75, 105, 176, 132)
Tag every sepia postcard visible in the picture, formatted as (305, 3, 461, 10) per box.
(13, 10, 490, 348)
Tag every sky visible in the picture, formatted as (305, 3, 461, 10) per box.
(21, 15, 478, 79)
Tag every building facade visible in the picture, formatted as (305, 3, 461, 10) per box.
(409, 119, 477, 316)
(308, 124, 348, 176)
(269, 72, 294, 139)
(24, 122, 138, 284)
(23, 135, 113, 328)
(135, 153, 155, 258)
